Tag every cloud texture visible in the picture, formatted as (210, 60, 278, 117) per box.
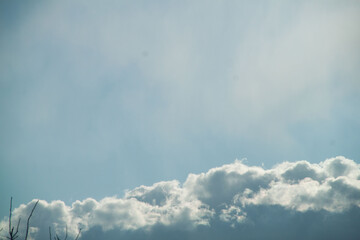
(1, 156, 360, 239)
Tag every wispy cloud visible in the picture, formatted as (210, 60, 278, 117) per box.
(2, 156, 359, 239)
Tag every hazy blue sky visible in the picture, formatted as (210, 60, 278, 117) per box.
(1, 0, 359, 235)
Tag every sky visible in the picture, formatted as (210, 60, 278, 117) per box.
(0, 0, 359, 239)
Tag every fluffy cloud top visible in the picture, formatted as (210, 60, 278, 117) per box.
(1, 156, 360, 239)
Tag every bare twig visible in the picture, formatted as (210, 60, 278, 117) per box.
(8, 197, 12, 239)
(14, 218, 20, 238)
(74, 228, 82, 240)
(49, 225, 79, 240)
(7, 197, 20, 240)
(24, 200, 39, 240)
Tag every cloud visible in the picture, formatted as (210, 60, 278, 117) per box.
(240, 157, 360, 212)
(1, 156, 360, 239)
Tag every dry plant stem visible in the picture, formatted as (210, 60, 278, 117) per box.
(8, 198, 11, 238)
(15, 218, 20, 238)
(49, 225, 78, 240)
(4, 198, 38, 240)
(7, 197, 21, 240)
(74, 229, 82, 240)
(24, 200, 39, 240)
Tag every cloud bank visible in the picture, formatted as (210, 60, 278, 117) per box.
(1, 156, 360, 239)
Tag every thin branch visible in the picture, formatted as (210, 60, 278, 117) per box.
(24, 200, 39, 240)
(8, 197, 12, 239)
(13, 218, 20, 237)
(49, 227, 52, 240)
(74, 228, 82, 240)
(7, 197, 20, 240)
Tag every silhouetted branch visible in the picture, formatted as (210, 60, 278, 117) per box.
(8, 197, 13, 240)
(8, 198, 12, 238)
(4, 198, 80, 240)
(14, 218, 20, 239)
(24, 200, 39, 240)
(7, 197, 20, 240)
(74, 228, 81, 240)
(49, 225, 80, 240)
(2, 198, 39, 240)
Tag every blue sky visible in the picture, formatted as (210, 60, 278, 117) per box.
(0, 1, 360, 237)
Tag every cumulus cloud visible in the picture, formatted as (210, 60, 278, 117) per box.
(1, 156, 360, 239)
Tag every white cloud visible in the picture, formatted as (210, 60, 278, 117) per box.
(219, 205, 246, 227)
(239, 156, 360, 212)
(1, 156, 359, 239)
